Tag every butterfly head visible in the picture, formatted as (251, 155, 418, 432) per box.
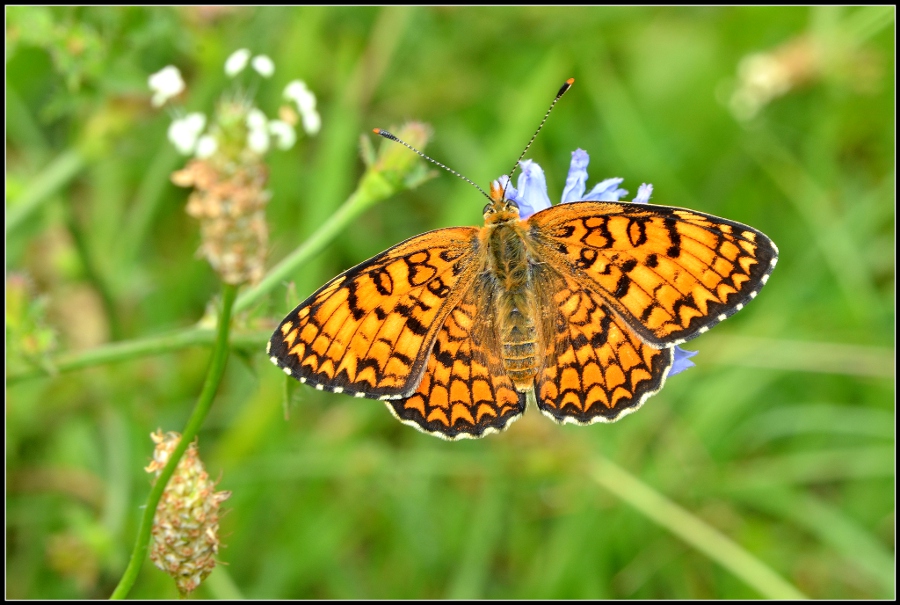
(484, 180, 521, 223)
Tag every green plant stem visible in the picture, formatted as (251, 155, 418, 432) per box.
(62, 193, 123, 341)
(726, 486, 894, 594)
(6, 149, 86, 234)
(110, 283, 238, 600)
(588, 455, 808, 600)
(118, 146, 182, 267)
(235, 173, 390, 314)
(6, 328, 268, 385)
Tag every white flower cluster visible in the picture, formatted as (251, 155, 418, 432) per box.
(224, 48, 275, 78)
(148, 65, 185, 107)
(148, 50, 321, 158)
(727, 37, 819, 122)
(283, 79, 321, 136)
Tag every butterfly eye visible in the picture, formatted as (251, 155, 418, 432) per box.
(483, 203, 494, 215)
(506, 199, 519, 211)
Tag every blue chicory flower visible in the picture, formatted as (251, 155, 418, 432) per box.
(497, 149, 695, 377)
(668, 346, 698, 376)
(634, 183, 653, 204)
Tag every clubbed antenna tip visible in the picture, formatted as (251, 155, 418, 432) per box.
(372, 128, 396, 141)
(373, 128, 491, 201)
(506, 77, 575, 185)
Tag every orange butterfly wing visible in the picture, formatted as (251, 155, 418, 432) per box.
(386, 281, 526, 439)
(527, 201, 779, 347)
(526, 201, 777, 425)
(531, 267, 674, 424)
(268, 227, 481, 399)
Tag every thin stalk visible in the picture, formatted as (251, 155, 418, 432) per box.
(7, 328, 268, 385)
(588, 455, 808, 600)
(235, 185, 374, 314)
(110, 283, 238, 600)
(6, 149, 86, 234)
(62, 194, 123, 341)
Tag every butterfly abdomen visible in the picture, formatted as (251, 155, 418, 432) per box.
(497, 289, 539, 390)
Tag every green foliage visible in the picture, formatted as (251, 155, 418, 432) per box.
(6, 6, 894, 599)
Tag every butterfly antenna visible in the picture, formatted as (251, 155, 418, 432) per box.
(503, 77, 575, 196)
(373, 128, 492, 202)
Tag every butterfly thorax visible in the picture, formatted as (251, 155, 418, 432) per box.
(480, 196, 541, 392)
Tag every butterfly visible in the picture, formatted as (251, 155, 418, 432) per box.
(267, 80, 778, 440)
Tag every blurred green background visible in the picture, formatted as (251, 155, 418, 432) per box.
(6, 6, 894, 599)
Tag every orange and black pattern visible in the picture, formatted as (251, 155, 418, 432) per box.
(528, 201, 778, 347)
(534, 269, 674, 424)
(270, 197, 777, 439)
(386, 284, 526, 439)
(268, 227, 480, 399)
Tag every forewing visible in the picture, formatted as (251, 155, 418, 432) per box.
(528, 201, 778, 347)
(386, 280, 527, 440)
(535, 268, 674, 424)
(268, 227, 480, 399)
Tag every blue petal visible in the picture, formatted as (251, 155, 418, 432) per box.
(667, 346, 698, 377)
(495, 175, 520, 204)
(635, 183, 653, 204)
(584, 177, 628, 201)
(515, 160, 552, 219)
(561, 148, 589, 203)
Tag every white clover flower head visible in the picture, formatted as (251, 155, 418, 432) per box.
(729, 53, 789, 122)
(251, 54, 275, 78)
(282, 80, 320, 135)
(183, 112, 206, 134)
(168, 112, 207, 155)
(268, 119, 296, 150)
(247, 126, 270, 154)
(278, 104, 299, 127)
(225, 48, 251, 77)
(739, 53, 791, 99)
(301, 109, 321, 135)
(246, 107, 268, 130)
(195, 135, 218, 159)
(148, 65, 185, 107)
(283, 80, 315, 111)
